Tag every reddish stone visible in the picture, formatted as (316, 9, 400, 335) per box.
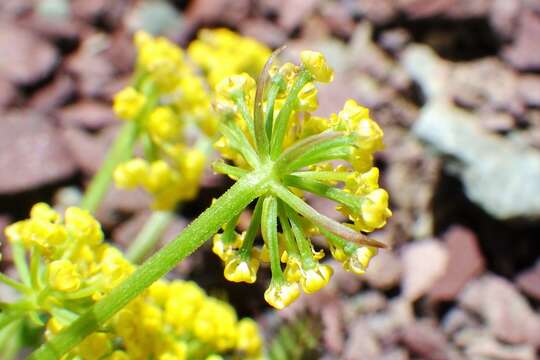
(516, 263, 540, 301)
(0, 111, 76, 194)
(57, 100, 117, 130)
(504, 11, 540, 70)
(0, 23, 59, 86)
(29, 75, 76, 112)
(429, 225, 486, 301)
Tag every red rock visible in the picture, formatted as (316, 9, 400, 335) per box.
(397, 0, 454, 19)
(72, 0, 127, 27)
(518, 75, 540, 107)
(61, 124, 117, 175)
(320, 2, 356, 38)
(504, 11, 540, 70)
(95, 187, 152, 228)
(402, 239, 448, 301)
(57, 100, 117, 130)
(429, 226, 485, 301)
(401, 320, 454, 360)
(322, 302, 344, 354)
(240, 19, 287, 48)
(66, 36, 116, 98)
(185, 0, 251, 27)
(465, 337, 536, 360)
(0, 77, 18, 109)
(278, 0, 319, 32)
(459, 275, 540, 346)
(0, 111, 76, 194)
(0, 215, 11, 265)
(344, 320, 381, 360)
(489, 0, 521, 39)
(347, 0, 397, 25)
(365, 250, 402, 290)
(22, 15, 80, 45)
(516, 262, 540, 301)
(29, 75, 76, 112)
(446, 0, 491, 19)
(0, 23, 59, 86)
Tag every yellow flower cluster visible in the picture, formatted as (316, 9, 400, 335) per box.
(112, 29, 272, 210)
(48, 279, 263, 360)
(188, 28, 271, 87)
(5, 203, 133, 299)
(2, 203, 264, 360)
(211, 50, 391, 308)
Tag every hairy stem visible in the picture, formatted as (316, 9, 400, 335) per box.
(28, 171, 270, 360)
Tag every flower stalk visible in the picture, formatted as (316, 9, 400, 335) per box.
(27, 170, 269, 360)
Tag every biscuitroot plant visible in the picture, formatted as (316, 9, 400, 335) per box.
(24, 49, 391, 359)
(86, 29, 270, 263)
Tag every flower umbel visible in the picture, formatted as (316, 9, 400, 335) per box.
(212, 49, 392, 308)
(2, 204, 264, 360)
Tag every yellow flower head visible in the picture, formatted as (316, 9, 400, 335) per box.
(48, 259, 81, 292)
(300, 50, 334, 83)
(211, 49, 391, 308)
(113, 86, 146, 121)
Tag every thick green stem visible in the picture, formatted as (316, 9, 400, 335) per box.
(126, 211, 175, 264)
(28, 171, 269, 360)
(79, 121, 138, 213)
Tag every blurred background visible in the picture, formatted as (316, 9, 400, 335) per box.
(0, 0, 539, 359)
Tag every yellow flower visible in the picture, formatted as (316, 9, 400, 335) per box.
(343, 246, 378, 275)
(264, 281, 301, 310)
(300, 264, 333, 294)
(224, 255, 259, 284)
(77, 332, 112, 360)
(236, 318, 263, 355)
(65, 207, 103, 246)
(113, 87, 146, 121)
(48, 259, 81, 292)
(113, 158, 150, 189)
(147, 106, 183, 143)
(300, 50, 334, 83)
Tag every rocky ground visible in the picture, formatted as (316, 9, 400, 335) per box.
(0, 1, 539, 359)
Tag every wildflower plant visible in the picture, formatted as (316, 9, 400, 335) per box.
(0, 33, 392, 360)
(1, 204, 263, 360)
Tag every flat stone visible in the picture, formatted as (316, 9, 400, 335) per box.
(0, 77, 18, 109)
(518, 75, 540, 107)
(57, 100, 117, 129)
(344, 320, 381, 360)
(29, 75, 76, 112)
(429, 225, 485, 301)
(401, 320, 455, 360)
(0, 111, 76, 194)
(402, 239, 448, 301)
(504, 11, 540, 70)
(516, 262, 540, 301)
(240, 19, 288, 48)
(66, 35, 116, 98)
(459, 275, 540, 346)
(0, 23, 59, 86)
(365, 250, 402, 290)
(465, 337, 536, 360)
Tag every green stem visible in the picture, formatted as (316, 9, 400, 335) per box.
(79, 121, 138, 213)
(270, 71, 312, 159)
(27, 170, 270, 360)
(12, 242, 31, 287)
(80, 81, 158, 214)
(261, 196, 283, 282)
(125, 211, 175, 264)
(270, 182, 383, 248)
(0, 273, 30, 294)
